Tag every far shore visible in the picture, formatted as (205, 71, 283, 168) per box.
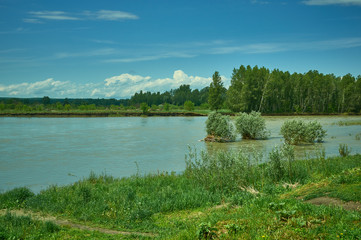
(1, 111, 360, 117)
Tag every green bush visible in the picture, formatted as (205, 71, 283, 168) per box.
(205, 112, 235, 142)
(235, 111, 269, 139)
(140, 102, 149, 114)
(280, 120, 326, 145)
(151, 104, 158, 111)
(0, 187, 34, 208)
(184, 100, 195, 111)
(163, 103, 170, 111)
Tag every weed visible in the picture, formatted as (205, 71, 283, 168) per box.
(225, 223, 242, 234)
(339, 144, 351, 157)
(197, 222, 218, 239)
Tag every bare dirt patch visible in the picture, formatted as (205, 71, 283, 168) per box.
(0, 209, 157, 237)
(305, 197, 361, 211)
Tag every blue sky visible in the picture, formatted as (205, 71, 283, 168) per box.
(0, 0, 361, 99)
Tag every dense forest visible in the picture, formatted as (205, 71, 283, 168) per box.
(1, 65, 360, 114)
(227, 65, 361, 114)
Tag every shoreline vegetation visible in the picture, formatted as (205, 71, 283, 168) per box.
(2, 65, 361, 117)
(1, 110, 361, 117)
(1, 150, 360, 239)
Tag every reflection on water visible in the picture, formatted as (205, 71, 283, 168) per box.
(0, 115, 360, 193)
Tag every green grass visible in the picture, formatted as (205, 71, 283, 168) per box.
(0, 212, 141, 239)
(283, 167, 361, 202)
(1, 151, 361, 239)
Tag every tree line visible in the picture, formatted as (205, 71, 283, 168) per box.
(226, 65, 361, 113)
(1, 65, 360, 114)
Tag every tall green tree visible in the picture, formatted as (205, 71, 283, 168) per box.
(42, 96, 50, 105)
(208, 71, 225, 111)
(227, 66, 245, 112)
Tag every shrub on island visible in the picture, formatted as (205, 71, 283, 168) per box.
(280, 119, 326, 145)
(205, 112, 235, 142)
(235, 111, 269, 140)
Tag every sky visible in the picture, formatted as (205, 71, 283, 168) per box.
(0, 0, 361, 99)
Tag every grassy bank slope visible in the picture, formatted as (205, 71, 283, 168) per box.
(1, 152, 360, 239)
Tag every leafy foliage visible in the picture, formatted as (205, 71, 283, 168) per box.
(226, 65, 361, 114)
(235, 111, 269, 139)
(184, 100, 195, 111)
(208, 71, 225, 111)
(197, 222, 218, 239)
(205, 112, 235, 142)
(280, 120, 326, 145)
(0, 187, 34, 208)
(140, 102, 149, 114)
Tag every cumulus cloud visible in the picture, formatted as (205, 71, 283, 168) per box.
(99, 70, 213, 97)
(105, 73, 151, 86)
(0, 78, 77, 97)
(302, 0, 361, 6)
(0, 70, 217, 99)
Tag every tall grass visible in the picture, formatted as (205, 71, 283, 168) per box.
(0, 212, 60, 239)
(185, 144, 361, 192)
(21, 172, 223, 231)
(1, 146, 360, 237)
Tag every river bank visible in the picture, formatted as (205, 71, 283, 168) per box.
(1, 154, 360, 239)
(0, 111, 207, 117)
(1, 110, 360, 117)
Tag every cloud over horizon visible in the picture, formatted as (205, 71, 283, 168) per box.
(0, 70, 219, 99)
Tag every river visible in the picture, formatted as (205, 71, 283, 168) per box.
(1, 116, 360, 193)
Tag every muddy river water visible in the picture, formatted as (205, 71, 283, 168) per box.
(0, 116, 360, 193)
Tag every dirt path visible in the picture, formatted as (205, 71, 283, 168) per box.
(0, 209, 157, 237)
(305, 197, 361, 211)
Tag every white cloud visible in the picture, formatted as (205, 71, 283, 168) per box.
(104, 74, 151, 86)
(251, 0, 270, 4)
(95, 10, 139, 20)
(212, 43, 285, 54)
(54, 48, 116, 59)
(104, 52, 196, 63)
(0, 70, 215, 99)
(23, 18, 43, 24)
(29, 11, 79, 20)
(0, 78, 76, 97)
(25, 10, 139, 23)
(211, 37, 361, 55)
(100, 70, 213, 97)
(302, 0, 361, 6)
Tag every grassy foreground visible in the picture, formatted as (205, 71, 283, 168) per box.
(1, 149, 361, 239)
